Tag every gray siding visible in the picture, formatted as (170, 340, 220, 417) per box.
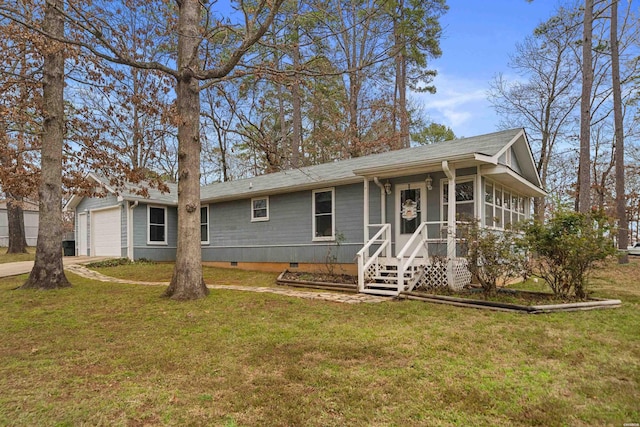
(132, 202, 178, 248)
(0, 209, 38, 247)
(201, 183, 365, 264)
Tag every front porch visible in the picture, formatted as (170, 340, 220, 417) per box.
(356, 222, 472, 296)
(355, 155, 541, 296)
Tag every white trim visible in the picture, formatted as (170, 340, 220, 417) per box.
(147, 205, 168, 245)
(483, 178, 529, 230)
(89, 206, 121, 257)
(493, 130, 522, 160)
(127, 201, 138, 259)
(312, 187, 335, 241)
(480, 164, 547, 197)
(394, 181, 427, 255)
(200, 205, 210, 245)
(77, 212, 88, 256)
(505, 148, 512, 167)
(441, 175, 477, 222)
(250, 196, 269, 222)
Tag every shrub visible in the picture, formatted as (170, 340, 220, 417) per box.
(460, 221, 527, 295)
(86, 258, 156, 268)
(522, 209, 616, 299)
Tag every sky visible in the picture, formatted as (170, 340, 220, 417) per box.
(415, 0, 566, 138)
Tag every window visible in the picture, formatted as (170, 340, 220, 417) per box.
(148, 206, 167, 244)
(443, 178, 475, 222)
(484, 179, 528, 229)
(313, 188, 334, 240)
(200, 206, 209, 244)
(251, 197, 269, 222)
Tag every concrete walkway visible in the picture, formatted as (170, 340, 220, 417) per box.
(65, 264, 389, 304)
(2, 257, 389, 304)
(0, 256, 111, 278)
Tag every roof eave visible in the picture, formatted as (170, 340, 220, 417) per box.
(481, 164, 547, 197)
(201, 176, 363, 203)
(353, 153, 480, 177)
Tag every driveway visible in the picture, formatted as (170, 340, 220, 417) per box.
(0, 256, 112, 278)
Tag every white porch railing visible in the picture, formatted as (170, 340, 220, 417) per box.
(396, 221, 448, 293)
(356, 224, 392, 292)
(357, 221, 472, 296)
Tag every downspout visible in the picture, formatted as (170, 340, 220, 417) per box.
(476, 165, 483, 224)
(373, 177, 386, 224)
(128, 200, 138, 260)
(363, 177, 369, 244)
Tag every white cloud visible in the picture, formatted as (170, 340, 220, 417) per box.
(412, 71, 499, 138)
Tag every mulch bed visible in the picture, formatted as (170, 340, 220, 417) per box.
(280, 271, 357, 285)
(401, 287, 621, 313)
(278, 271, 621, 313)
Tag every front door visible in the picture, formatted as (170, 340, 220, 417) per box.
(395, 182, 426, 255)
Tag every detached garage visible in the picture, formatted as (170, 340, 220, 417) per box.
(90, 207, 122, 256)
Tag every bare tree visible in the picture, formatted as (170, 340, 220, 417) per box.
(490, 7, 581, 220)
(611, 0, 628, 263)
(578, 0, 594, 213)
(21, 0, 70, 289)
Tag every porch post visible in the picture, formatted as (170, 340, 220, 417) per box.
(442, 161, 456, 288)
(476, 166, 483, 225)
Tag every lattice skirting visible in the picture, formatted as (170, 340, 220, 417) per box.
(414, 258, 471, 291)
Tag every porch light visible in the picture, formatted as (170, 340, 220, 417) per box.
(384, 181, 392, 195)
(425, 175, 433, 190)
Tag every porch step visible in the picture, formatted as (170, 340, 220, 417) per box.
(361, 288, 400, 296)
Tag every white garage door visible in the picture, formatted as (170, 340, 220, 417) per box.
(92, 208, 121, 257)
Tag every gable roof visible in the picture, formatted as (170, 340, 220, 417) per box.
(65, 128, 544, 210)
(64, 173, 179, 211)
(201, 128, 543, 202)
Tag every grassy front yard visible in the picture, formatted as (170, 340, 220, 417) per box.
(0, 247, 35, 264)
(1, 260, 638, 426)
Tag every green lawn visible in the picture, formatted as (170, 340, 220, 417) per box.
(92, 262, 279, 287)
(0, 260, 638, 426)
(0, 247, 35, 264)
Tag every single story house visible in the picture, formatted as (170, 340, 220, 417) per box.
(65, 128, 545, 295)
(0, 199, 39, 247)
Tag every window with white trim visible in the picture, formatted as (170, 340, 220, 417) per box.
(442, 177, 475, 222)
(484, 179, 528, 229)
(312, 188, 334, 240)
(251, 197, 269, 222)
(201, 206, 209, 243)
(148, 206, 167, 244)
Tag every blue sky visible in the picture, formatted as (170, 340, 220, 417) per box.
(415, 0, 565, 138)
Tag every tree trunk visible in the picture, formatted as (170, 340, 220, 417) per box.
(21, 0, 70, 289)
(578, 0, 593, 213)
(6, 194, 28, 254)
(611, 0, 628, 264)
(163, 0, 208, 300)
(290, 22, 302, 169)
(348, 73, 359, 157)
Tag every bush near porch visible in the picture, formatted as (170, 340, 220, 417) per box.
(0, 259, 638, 426)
